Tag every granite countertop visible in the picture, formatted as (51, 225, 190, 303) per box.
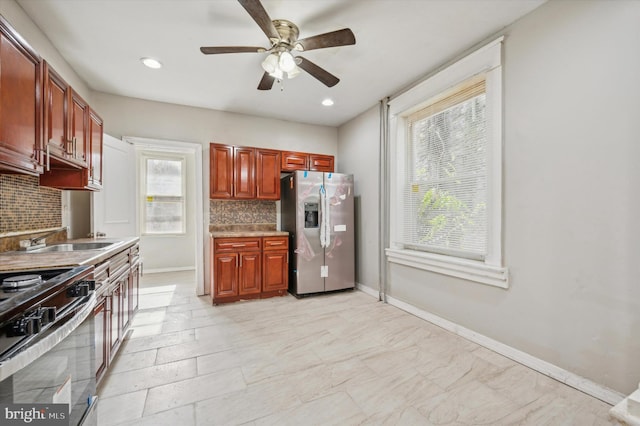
(209, 224, 288, 238)
(0, 237, 139, 272)
(210, 230, 289, 238)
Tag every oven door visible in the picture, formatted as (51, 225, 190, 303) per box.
(0, 294, 97, 426)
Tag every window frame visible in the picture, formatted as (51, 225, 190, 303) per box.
(140, 152, 187, 236)
(386, 37, 508, 289)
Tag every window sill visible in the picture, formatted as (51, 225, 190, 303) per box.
(385, 248, 509, 289)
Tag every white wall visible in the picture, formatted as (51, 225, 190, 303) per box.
(337, 106, 380, 293)
(91, 92, 337, 155)
(339, 0, 640, 395)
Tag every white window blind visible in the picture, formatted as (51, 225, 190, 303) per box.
(143, 157, 185, 234)
(403, 76, 487, 260)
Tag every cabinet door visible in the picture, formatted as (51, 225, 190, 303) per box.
(0, 17, 43, 176)
(233, 147, 255, 199)
(309, 154, 334, 172)
(210, 143, 233, 199)
(214, 253, 238, 298)
(88, 109, 103, 188)
(281, 151, 308, 171)
(263, 251, 289, 292)
(94, 296, 108, 383)
(69, 89, 89, 167)
(238, 252, 261, 295)
(109, 282, 121, 357)
(43, 61, 69, 161)
(256, 149, 281, 200)
(130, 262, 140, 314)
(121, 276, 130, 332)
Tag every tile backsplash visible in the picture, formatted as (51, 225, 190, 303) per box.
(209, 200, 276, 225)
(0, 175, 62, 233)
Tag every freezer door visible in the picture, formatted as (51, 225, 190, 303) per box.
(323, 173, 355, 291)
(293, 171, 326, 294)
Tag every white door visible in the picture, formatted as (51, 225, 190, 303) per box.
(92, 134, 137, 237)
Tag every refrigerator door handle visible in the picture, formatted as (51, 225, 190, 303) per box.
(324, 185, 331, 249)
(319, 185, 327, 248)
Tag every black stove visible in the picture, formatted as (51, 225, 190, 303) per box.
(0, 265, 98, 426)
(0, 265, 94, 359)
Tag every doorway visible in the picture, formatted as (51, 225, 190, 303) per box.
(93, 136, 204, 296)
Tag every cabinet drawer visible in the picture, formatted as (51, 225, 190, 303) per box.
(263, 236, 288, 251)
(281, 152, 308, 171)
(309, 154, 334, 172)
(214, 237, 261, 252)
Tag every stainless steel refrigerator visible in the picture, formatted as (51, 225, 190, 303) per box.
(281, 171, 355, 296)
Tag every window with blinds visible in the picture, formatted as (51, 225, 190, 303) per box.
(142, 156, 186, 235)
(404, 75, 487, 260)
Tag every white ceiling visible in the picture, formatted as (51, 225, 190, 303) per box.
(17, 0, 545, 127)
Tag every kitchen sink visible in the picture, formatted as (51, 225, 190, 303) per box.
(24, 242, 120, 253)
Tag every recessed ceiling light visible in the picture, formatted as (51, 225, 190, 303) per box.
(322, 98, 334, 106)
(141, 57, 162, 69)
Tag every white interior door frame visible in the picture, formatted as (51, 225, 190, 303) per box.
(123, 136, 205, 296)
(92, 134, 137, 238)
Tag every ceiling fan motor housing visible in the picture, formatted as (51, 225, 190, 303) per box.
(271, 19, 299, 50)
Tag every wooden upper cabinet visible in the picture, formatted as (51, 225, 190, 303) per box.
(210, 144, 234, 198)
(43, 61, 69, 165)
(88, 109, 103, 189)
(43, 64, 89, 170)
(0, 16, 43, 176)
(281, 151, 308, 172)
(280, 151, 334, 173)
(309, 154, 334, 172)
(256, 149, 280, 200)
(233, 146, 255, 199)
(69, 88, 89, 167)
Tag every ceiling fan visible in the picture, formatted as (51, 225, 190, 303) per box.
(200, 0, 356, 90)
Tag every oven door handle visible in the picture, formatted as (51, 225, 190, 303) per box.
(0, 293, 97, 382)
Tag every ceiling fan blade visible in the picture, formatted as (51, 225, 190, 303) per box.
(200, 46, 264, 54)
(257, 72, 275, 90)
(296, 57, 340, 88)
(238, 0, 279, 41)
(295, 28, 356, 52)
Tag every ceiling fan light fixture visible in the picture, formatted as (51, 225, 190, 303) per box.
(322, 98, 335, 107)
(140, 57, 162, 69)
(287, 66, 301, 79)
(270, 68, 284, 80)
(279, 51, 296, 73)
(261, 53, 279, 74)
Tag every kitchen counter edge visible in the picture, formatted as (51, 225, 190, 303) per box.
(0, 237, 140, 272)
(210, 231, 289, 238)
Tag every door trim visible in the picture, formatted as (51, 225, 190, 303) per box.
(123, 136, 205, 296)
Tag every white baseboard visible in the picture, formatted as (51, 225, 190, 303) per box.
(356, 282, 379, 298)
(143, 266, 195, 274)
(357, 287, 624, 406)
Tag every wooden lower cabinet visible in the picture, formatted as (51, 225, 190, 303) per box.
(262, 251, 288, 293)
(94, 242, 141, 384)
(211, 235, 288, 304)
(93, 296, 108, 383)
(239, 252, 261, 295)
(213, 253, 238, 299)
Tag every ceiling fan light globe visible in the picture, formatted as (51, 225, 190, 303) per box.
(279, 51, 296, 73)
(269, 68, 284, 80)
(261, 53, 279, 74)
(287, 66, 301, 79)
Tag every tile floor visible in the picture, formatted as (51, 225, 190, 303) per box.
(97, 271, 615, 425)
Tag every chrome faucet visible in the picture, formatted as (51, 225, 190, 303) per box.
(30, 229, 62, 245)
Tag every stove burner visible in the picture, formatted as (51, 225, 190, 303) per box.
(1, 274, 43, 290)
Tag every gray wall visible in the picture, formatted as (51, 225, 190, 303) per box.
(338, 0, 640, 395)
(337, 106, 380, 292)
